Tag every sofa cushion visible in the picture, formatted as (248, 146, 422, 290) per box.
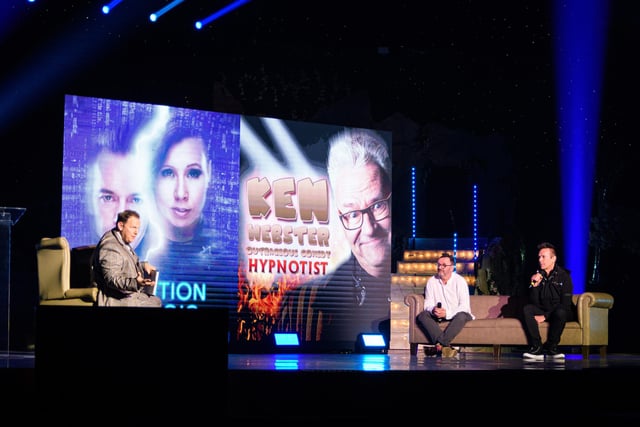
(470, 295, 527, 319)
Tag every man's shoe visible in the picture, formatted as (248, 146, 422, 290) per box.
(545, 346, 565, 359)
(423, 345, 438, 357)
(523, 346, 544, 360)
(435, 343, 443, 357)
(441, 346, 458, 358)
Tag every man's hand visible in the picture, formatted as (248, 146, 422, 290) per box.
(136, 272, 155, 287)
(142, 261, 156, 276)
(530, 272, 543, 287)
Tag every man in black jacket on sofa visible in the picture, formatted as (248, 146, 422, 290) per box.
(522, 242, 574, 360)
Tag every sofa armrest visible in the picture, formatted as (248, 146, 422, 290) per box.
(576, 292, 614, 346)
(404, 293, 425, 343)
(404, 293, 424, 317)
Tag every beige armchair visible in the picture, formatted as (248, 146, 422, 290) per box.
(36, 236, 97, 306)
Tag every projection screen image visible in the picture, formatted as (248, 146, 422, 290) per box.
(60, 94, 391, 353)
(235, 116, 393, 352)
(61, 94, 241, 310)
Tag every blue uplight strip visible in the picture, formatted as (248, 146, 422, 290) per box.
(195, 0, 251, 30)
(554, 0, 609, 293)
(411, 166, 416, 239)
(452, 232, 457, 272)
(473, 184, 478, 261)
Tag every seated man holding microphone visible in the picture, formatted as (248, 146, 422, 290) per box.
(416, 252, 474, 357)
(522, 242, 574, 360)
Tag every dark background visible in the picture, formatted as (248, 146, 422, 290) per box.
(1, 0, 638, 352)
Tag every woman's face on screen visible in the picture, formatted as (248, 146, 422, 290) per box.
(154, 136, 210, 241)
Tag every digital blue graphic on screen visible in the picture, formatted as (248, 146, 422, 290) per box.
(61, 94, 241, 309)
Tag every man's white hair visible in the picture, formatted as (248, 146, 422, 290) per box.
(326, 128, 391, 188)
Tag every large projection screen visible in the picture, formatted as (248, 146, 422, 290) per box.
(61, 94, 392, 353)
(236, 117, 392, 352)
(61, 94, 241, 310)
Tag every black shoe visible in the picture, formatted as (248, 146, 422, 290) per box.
(545, 345, 565, 359)
(423, 346, 438, 357)
(435, 343, 443, 357)
(523, 346, 544, 360)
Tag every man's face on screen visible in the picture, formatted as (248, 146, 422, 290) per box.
(91, 151, 148, 249)
(333, 162, 391, 278)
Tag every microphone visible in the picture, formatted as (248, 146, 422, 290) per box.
(530, 270, 543, 287)
(436, 302, 442, 322)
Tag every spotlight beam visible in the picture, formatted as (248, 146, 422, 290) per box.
(150, 0, 184, 23)
(102, 0, 124, 15)
(195, 0, 251, 30)
(554, 0, 609, 293)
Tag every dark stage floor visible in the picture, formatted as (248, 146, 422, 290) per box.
(3, 349, 640, 421)
(227, 350, 640, 422)
(6, 347, 640, 370)
(228, 348, 640, 371)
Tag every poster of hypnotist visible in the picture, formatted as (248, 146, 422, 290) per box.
(236, 116, 392, 348)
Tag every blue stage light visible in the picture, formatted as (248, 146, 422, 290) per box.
(273, 333, 299, 347)
(195, 0, 251, 30)
(101, 0, 123, 15)
(149, 0, 184, 23)
(473, 184, 478, 260)
(453, 232, 458, 272)
(411, 166, 416, 239)
(554, 0, 609, 293)
(356, 333, 387, 353)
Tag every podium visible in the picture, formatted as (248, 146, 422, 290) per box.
(1, 207, 26, 354)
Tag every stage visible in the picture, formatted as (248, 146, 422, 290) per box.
(3, 348, 638, 421)
(227, 349, 640, 422)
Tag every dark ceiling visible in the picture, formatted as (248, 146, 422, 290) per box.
(3, 1, 561, 128)
(1, 0, 639, 261)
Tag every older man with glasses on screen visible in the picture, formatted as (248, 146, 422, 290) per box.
(417, 252, 475, 358)
(277, 128, 392, 351)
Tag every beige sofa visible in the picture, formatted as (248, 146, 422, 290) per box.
(404, 292, 614, 358)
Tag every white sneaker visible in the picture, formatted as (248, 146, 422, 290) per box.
(523, 346, 544, 360)
(546, 347, 565, 359)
